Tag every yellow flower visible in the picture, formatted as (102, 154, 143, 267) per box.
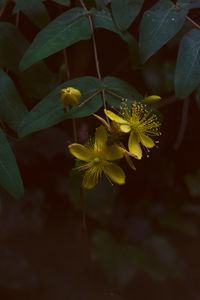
(68, 126, 125, 189)
(104, 102, 161, 160)
(144, 95, 161, 105)
(60, 87, 81, 108)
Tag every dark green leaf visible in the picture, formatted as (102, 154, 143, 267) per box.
(95, 0, 109, 9)
(22, 1, 50, 29)
(103, 76, 142, 107)
(0, 22, 59, 98)
(18, 76, 102, 137)
(0, 129, 24, 199)
(177, 0, 200, 9)
(175, 29, 200, 99)
(19, 8, 91, 71)
(122, 32, 142, 69)
(13, 0, 45, 13)
(0, 22, 28, 72)
(111, 0, 144, 31)
(50, 0, 70, 5)
(0, 69, 28, 132)
(139, 0, 188, 62)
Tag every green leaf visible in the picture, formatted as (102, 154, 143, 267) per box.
(95, 0, 109, 9)
(122, 32, 142, 69)
(50, 0, 70, 5)
(0, 22, 28, 72)
(103, 76, 142, 107)
(139, 0, 188, 62)
(177, 0, 200, 9)
(0, 22, 59, 98)
(111, 0, 144, 31)
(175, 29, 200, 99)
(18, 76, 102, 137)
(22, 1, 50, 29)
(0, 129, 24, 199)
(13, 0, 45, 13)
(19, 8, 91, 71)
(0, 69, 28, 132)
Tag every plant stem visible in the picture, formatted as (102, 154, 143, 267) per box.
(62, 49, 78, 142)
(78, 89, 101, 107)
(175, 4, 200, 30)
(105, 89, 125, 100)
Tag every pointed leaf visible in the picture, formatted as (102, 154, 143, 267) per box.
(139, 0, 188, 62)
(18, 76, 102, 137)
(22, 1, 50, 29)
(111, 0, 144, 31)
(0, 69, 28, 132)
(0, 129, 24, 198)
(19, 8, 91, 71)
(175, 29, 200, 98)
(13, 0, 45, 13)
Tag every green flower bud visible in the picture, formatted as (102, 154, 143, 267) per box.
(144, 95, 161, 105)
(60, 87, 81, 108)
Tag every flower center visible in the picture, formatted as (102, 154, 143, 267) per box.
(93, 157, 101, 164)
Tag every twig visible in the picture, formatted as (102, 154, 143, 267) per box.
(105, 88, 125, 100)
(154, 95, 178, 109)
(174, 97, 190, 150)
(79, 0, 102, 80)
(175, 4, 200, 30)
(78, 89, 101, 108)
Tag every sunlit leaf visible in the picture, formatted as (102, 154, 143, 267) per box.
(0, 129, 24, 199)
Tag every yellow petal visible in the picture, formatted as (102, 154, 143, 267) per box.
(104, 109, 128, 124)
(103, 162, 125, 185)
(94, 125, 107, 152)
(82, 167, 100, 189)
(104, 145, 124, 160)
(139, 133, 155, 148)
(128, 131, 142, 160)
(120, 124, 131, 133)
(68, 143, 92, 162)
(124, 152, 136, 171)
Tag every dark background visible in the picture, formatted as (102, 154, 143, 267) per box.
(1, 0, 200, 299)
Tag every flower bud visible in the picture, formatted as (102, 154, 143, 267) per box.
(60, 87, 81, 108)
(144, 95, 161, 105)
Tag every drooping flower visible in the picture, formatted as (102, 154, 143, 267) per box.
(68, 126, 125, 189)
(60, 87, 81, 108)
(104, 101, 161, 160)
